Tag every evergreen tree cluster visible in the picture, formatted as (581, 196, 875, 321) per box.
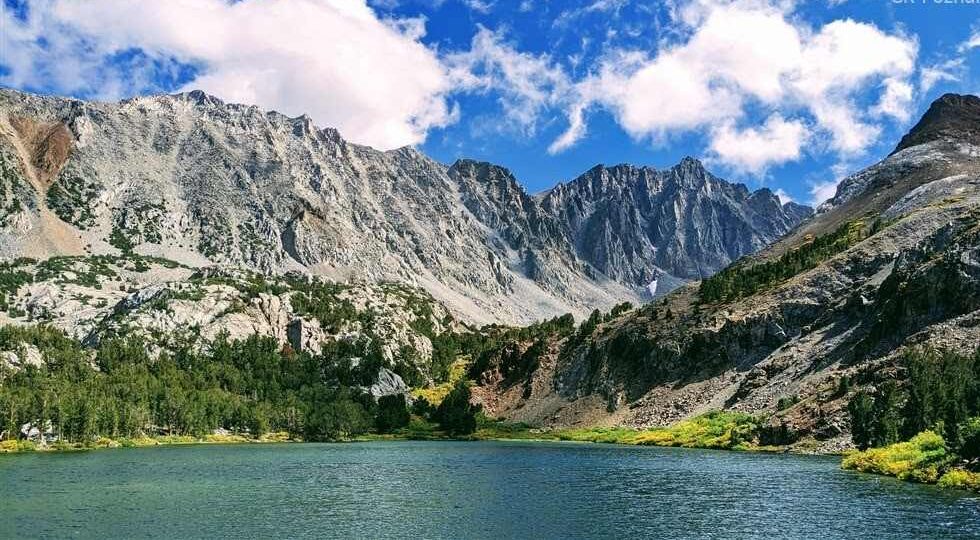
(465, 314, 576, 378)
(559, 303, 634, 359)
(848, 347, 980, 458)
(699, 220, 867, 303)
(0, 326, 409, 443)
(431, 381, 481, 435)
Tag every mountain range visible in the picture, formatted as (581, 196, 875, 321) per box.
(2, 88, 978, 451)
(0, 88, 808, 325)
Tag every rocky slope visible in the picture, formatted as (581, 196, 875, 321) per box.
(0, 254, 460, 393)
(472, 93, 980, 452)
(0, 88, 808, 325)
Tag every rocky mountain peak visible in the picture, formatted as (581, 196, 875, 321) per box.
(450, 159, 518, 186)
(183, 89, 225, 107)
(893, 93, 980, 154)
(676, 155, 707, 173)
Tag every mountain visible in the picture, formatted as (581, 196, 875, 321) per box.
(471, 94, 980, 452)
(538, 159, 812, 292)
(892, 93, 980, 155)
(0, 88, 808, 326)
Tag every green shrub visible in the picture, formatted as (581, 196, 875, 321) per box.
(955, 417, 980, 460)
(375, 394, 411, 434)
(776, 395, 799, 411)
(433, 381, 480, 435)
(842, 431, 952, 483)
(937, 469, 980, 491)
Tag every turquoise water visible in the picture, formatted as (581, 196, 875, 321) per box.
(1, 441, 978, 539)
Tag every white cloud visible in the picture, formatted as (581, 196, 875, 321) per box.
(920, 58, 963, 94)
(550, 0, 918, 168)
(0, 0, 925, 175)
(548, 101, 588, 154)
(809, 179, 840, 206)
(960, 30, 980, 52)
(0, 0, 455, 150)
(915, 29, 976, 95)
(448, 27, 570, 136)
(807, 161, 855, 205)
(557, 0, 630, 21)
(708, 115, 808, 174)
(873, 78, 913, 122)
(461, 0, 495, 14)
(774, 189, 794, 205)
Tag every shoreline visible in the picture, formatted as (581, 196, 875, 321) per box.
(4, 425, 976, 494)
(0, 432, 297, 454)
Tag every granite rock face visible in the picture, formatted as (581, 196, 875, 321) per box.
(538, 158, 808, 287)
(0, 259, 457, 387)
(0, 89, 808, 325)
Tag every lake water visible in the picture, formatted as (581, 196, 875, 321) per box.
(1, 441, 978, 539)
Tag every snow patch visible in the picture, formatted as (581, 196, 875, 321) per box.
(647, 279, 658, 296)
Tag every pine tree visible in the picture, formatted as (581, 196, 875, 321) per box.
(848, 391, 875, 450)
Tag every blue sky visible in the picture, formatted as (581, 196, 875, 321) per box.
(2, 0, 979, 204)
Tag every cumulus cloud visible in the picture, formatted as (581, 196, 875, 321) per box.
(0, 0, 925, 174)
(0, 0, 455, 150)
(549, 0, 917, 169)
(708, 115, 808, 174)
(873, 78, 914, 122)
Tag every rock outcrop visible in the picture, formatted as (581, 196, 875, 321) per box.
(0, 258, 458, 386)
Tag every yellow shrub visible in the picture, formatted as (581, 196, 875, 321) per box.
(412, 359, 470, 406)
(938, 469, 980, 491)
(842, 431, 951, 483)
(555, 412, 758, 450)
(0, 439, 37, 453)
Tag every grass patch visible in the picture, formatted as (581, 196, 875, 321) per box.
(554, 411, 761, 450)
(0, 432, 299, 454)
(475, 418, 548, 441)
(841, 431, 952, 483)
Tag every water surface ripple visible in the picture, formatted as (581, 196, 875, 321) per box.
(1, 441, 978, 539)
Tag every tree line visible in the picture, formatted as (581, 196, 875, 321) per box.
(0, 325, 479, 444)
(848, 346, 980, 460)
(699, 219, 868, 303)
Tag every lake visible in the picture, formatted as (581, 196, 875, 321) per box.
(1, 441, 978, 539)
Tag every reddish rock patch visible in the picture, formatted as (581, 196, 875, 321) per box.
(10, 117, 73, 187)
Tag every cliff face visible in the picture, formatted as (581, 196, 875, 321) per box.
(539, 158, 808, 289)
(473, 95, 980, 452)
(0, 88, 808, 325)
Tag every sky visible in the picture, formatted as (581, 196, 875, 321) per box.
(1, 0, 978, 205)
